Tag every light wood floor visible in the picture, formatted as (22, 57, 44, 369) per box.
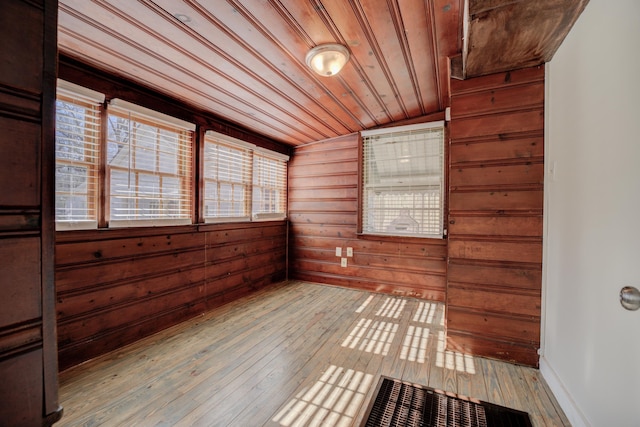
(58, 281, 569, 426)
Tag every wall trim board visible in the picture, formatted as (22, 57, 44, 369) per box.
(539, 357, 590, 427)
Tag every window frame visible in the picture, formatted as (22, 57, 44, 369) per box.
(54, 80, 104, 231)
(252, 148, 288, 221)
(54, 82, 289, 231)
(106, 99, 195, 228)
(202, 132, 254, 223)
(359, 121, 446, 239)
(202, 131, 289, 224)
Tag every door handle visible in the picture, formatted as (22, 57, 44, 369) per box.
(620, 286, 640, 311)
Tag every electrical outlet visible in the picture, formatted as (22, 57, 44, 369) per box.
(346, 247, 353, 257)
(335, 247, 342, 257)
(341, 257, 347, 267)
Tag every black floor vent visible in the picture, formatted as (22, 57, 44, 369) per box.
(361, 377, 532, 427)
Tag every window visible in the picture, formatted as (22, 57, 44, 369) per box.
(203, 131, 288, 222)
(361, 122, 445, 238)
(107, 100, 194, 226)
(203, 134, 252, 221)
(252, 151, 287, 219)
(55, 82, 287, 229)
(55, 80, 104, 230)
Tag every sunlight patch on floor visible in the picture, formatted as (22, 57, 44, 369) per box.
(272, 365, 374, 427)
(341, 318, 399, 356)
(400, 325, 430, 363)
(436, 330, 476, 374)
(355, 295, 374, 313)
(412, 301, 438, 324)
(375, 297, 407, 318)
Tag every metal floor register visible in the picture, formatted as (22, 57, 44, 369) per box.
(361, 377, 533, 427)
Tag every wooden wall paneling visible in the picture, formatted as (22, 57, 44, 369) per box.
(447, 65, 545, 366)
(447, 285, 540, 318)
(204, 222, 287, 304)
(288, 134, 448, 300)
(55, 229, 206, 370)
(0, 0, 62, 424)
(55, 221, 286, 371)
(50, 53, 288, 371)
(449, 135, 544, 164)
(450, 109, 544, 140)
(57, 267, 206, 321)
(448, 260, 542, 290)
(56, 246, 205, 290)
(449, 190, 543, 212)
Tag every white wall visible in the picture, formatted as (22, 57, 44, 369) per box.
(543, 0, 640, 426)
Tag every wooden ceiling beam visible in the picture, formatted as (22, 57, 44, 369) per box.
(461, 0, 590, 78)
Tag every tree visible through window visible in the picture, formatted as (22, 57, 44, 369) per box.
(54, 87, 102, 228)
(55, 82, 287, 229)
(361, 122, 445, 238)
(107, 103, 193, 225)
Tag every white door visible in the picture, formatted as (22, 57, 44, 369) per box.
(542, 1, 640, 426)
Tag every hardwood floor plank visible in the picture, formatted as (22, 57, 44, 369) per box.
(491, 360, 529, 412)
(265, 292, 389, 427)
(57, 281, 569, 427)
(504, 363, 550, 427)
(399, 300, 441, 389)
(519, 365, 572, 426)
(59, 282, 323, 425)
(183, 288, 365, 426)
(479, 356, 506, 406)
(111, 285, 338, 426)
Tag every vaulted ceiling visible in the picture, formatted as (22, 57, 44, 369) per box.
(57, 0, 588, 147)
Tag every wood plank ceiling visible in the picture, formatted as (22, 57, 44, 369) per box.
(58, 0, 588, 147)
(58, 0, 462, 146)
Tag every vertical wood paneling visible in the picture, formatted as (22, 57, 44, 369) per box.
(0, 0, 61, 424)
(288, 134, 448, 300)
(447, 65, 545, 367)
(55, 221, 286, 370)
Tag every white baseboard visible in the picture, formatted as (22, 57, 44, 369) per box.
(539, 356, 590, 427)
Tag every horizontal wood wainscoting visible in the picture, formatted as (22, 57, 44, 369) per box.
(288, 134, 447, 300)
(55, 221, 286, 371)
(447, 66, 545, 366)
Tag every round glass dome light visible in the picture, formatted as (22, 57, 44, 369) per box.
(305, 44, 350, 77)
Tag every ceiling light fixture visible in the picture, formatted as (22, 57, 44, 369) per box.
(305, 44, 350, 77)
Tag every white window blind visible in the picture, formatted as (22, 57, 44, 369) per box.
(55, 80, 104, 230)
(361, 122, 445, 238)
(252, 151, 288, 220)
(203, 133, 252, 221)
(107, 101, 194, 226)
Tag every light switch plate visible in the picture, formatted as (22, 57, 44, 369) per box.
(335, 247, 342, 257)
(346, 247, 353, 257)
(341, 257, 347, 267)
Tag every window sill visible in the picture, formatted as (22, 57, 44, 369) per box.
(356, 232, 446, 243)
